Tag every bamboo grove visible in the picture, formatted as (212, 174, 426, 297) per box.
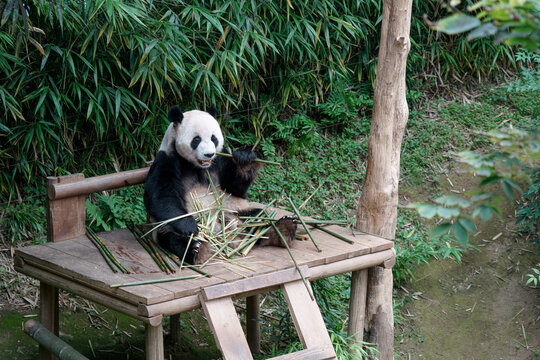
(0, 0, 514, 200)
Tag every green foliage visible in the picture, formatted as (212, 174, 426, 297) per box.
(86, 186, 146, 232)
(430, 0, 540, 50)
(0, 0, 375, 198)
(0, 0, 518, 203)
(526, 263, 540, 287)
(504, 50, 540, 118)
(414, 125, 539, 247)
(394, 212, 464, 284)
(0, 196, 46, 246)
(516, 168, 540, 246)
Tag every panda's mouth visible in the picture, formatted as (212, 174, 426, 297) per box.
(198, 159, 213, 167)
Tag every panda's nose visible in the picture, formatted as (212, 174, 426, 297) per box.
(204, 152, 215, 159)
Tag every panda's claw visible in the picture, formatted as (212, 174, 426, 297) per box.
(232, 148, 257, 165)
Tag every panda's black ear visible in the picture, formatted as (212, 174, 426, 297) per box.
(208, 105, 218, 118)
(168, 106, 183, 124)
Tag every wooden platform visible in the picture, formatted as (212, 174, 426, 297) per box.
(15, 225, 393, 322)
(14, 170, 395, 360)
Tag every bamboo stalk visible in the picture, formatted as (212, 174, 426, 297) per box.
(216, 152, 280, 166)
(110, 275, 201, 288)
(155, 243, 212, 277)
(87, 228, 130, 273)
(313, 225, 354, 244)
(270, 222, 314, 301)
(87, 232, 118, 273)
(179, 234, 194, 269)
(287, 197, 321, 252)
(298, 181, 324, 210)
(130, 226, 171, 273)
(88, 228, 127, 272)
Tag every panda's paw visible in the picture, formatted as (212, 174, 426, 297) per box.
(260, 216, 297, 248)
(192, 241, 212, 265)
(171, 216, 199, 238)
(232, 148, 257, 166)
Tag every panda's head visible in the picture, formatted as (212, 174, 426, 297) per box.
(160, 106, 224, 169)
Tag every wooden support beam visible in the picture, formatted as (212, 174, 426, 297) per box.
(39, 282, 58, 360)
(246, 295, 261, 354)
(145, 322, 164, 360)
(347, 269, 368, 343)
(169, 314, 180, 347)
(281, 280, 334, 354)
(201, 296, 253, 360)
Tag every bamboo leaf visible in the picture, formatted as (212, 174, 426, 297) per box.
(434, 14, 481, 35)
(452, 223, 469, 246)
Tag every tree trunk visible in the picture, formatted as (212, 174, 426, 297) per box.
(351, 0, 412, 359)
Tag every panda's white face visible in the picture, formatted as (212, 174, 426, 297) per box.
(162, 110, 224, 168)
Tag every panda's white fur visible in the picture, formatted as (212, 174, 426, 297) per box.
(159, 110, 225, 169)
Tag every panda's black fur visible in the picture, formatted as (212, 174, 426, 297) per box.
(144, 106, 295, 264)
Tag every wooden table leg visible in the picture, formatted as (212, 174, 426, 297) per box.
(169, 314, 180, 347)
(348, 269, 368, 344)
(145, 322, 164, 360)
(246, 294, 261, 354)
(39, 282, 59, 360)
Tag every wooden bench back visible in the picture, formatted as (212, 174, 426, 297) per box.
(46, 168, 150, 242)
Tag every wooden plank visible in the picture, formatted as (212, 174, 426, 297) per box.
(16, 244, 173, 305)
(72, 230, 162, 274)
(281, 280, 335, 354)
(202, 266, 308, 301)
(201, 296, 253, 360)
(309, 249, 395, 281)
(15, 258, 145, 322)
(270, 348, 336, 360)
(204, 256, 279, 283)
(56, 232, 228, 300)
(47, 175, 86, 242)
(72, 230, 225, 298)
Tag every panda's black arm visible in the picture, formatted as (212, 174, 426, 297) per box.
(143, 152, 198, 236)
(217, 148, 259, 199)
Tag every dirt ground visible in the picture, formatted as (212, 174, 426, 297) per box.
(396, 171, 540, 360)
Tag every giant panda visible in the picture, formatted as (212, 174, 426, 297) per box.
(144, 106, 296, 265)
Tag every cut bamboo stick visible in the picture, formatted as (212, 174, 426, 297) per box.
(270, 222, 314, 300)
(111, 275, 201, 288)
(313, 225, 354, 244)
(287, 197, 321, 252)
(216, 152, 280, 166)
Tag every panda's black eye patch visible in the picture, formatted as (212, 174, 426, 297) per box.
(191, 136, 201, 150)
(211, 135, 218, 147)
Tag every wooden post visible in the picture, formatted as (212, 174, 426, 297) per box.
(46, 175, 86, 242)
(347, 269, 368, 343)
(39, 174, 86, 360)
(353, 0, 413, 358)
(246, 294, 261, 354)
(39, 282, 59, 360)
(169, 314, 180, 347)
(145, 322, 164, 360)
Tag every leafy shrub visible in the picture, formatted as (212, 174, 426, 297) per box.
(86, 186, 146, 232)
(0, 196, 46, 246)
(516, 168, 540, 246)
(0, 0, 516, 201)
